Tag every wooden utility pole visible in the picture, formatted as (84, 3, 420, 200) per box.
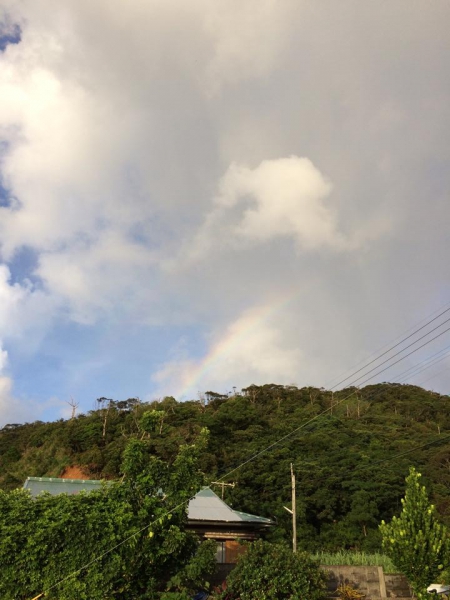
(291, 463, 297, 553)
(210, 481, 236, 500)
(283, 463, 297, 553)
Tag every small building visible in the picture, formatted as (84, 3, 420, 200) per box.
(23, 478, 274, 565)
(188, 487, 273, 563)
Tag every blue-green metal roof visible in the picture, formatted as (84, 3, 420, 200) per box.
(23, 477, 104, 496)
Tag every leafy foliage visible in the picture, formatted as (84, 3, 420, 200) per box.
(380, 467, 450, 599)
(212, 540, 327, 600)
(2, 383, 450, 551)
(0, 427, 216, 600)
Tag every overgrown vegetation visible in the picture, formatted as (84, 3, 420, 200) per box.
(212, 540, 327, 600)
(312, 551, 396, 573)
(0, 422, 216, 600)
(1, 383, 450, 551)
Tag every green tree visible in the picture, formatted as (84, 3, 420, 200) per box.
(379, 467, 449, 599)
(0, 429, 216, 600)
(212, 540, 327, 600)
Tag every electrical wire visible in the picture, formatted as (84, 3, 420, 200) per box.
(249, 431, 450, 504)
(395, 349, 450, 384)
(390, 344, 450, 382)
(416, 364, 450, 388)
(214, 324, 450, 486)
(353, 325, 450, 388)
(338, 318, 450, 388)
(30, 304, 450, 598)
(328, 305, 450, 390)
(33, 497, 192, 599)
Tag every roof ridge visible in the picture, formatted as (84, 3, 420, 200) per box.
(25, 477, 103, 484)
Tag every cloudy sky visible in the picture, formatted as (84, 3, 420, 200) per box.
(0, 1, 449, 425)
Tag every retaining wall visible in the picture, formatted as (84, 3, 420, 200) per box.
(322, 565, 413, 599)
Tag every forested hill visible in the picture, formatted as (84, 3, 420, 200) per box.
(1, 383, 450, 550)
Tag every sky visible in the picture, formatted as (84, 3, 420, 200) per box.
(0, 1, 450, 426)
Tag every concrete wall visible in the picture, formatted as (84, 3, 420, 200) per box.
(322, 565, 413, 599)
(210, 562, 413, 598)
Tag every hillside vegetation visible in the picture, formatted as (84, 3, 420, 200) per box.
(1, 383, 450, 551)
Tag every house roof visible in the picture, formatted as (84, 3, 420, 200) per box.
(23, 476, 103, 496)
(187, 487, 273, 525)
(23, 478, 273, 526)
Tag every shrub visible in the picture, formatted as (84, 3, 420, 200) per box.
(212, 540, 327, 600)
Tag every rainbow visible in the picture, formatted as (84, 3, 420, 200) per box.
(176, 287, 300, 399)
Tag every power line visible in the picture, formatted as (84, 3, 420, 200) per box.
(394, 347, 450, 384)
(329, 305, 450, 390)
(250, 432, 450, 503)
(390, 344, 450, 382)
(340, 317, 450, 388)
(31, 303, 450, 598)
(416, 364, 450, 388)
(215, 324, 450, 486)
(33, 496, 192, 599)
(354, 325, 450, 388)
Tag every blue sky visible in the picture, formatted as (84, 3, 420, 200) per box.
(0, 1, 450, 425)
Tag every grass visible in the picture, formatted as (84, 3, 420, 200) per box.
(312, 551, 398, 574)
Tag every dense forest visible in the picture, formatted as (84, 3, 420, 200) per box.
(1, 383, 450, 551)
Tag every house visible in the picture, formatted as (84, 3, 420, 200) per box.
(23, 478, 274, 565)
(188, 487, 273, 563)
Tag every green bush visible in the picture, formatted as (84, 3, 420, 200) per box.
(380, 467, 450, 599)
(213, 540, 327, 600)
(0, 430, 216, 600)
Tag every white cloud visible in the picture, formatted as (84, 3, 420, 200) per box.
(0, 375, 18, 425)
(0, 263, 57, 348)
(184, 156, 349, 264)
(0, 342, 20, 425)
(0, 0, 449, 412)
(37, 231, 158, 324)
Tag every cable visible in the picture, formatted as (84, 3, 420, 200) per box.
(390, 344, 450, 382)
(339, 317, 450, 388)
(31, 306, 450, 598)
(324, 301, 450, 389)
(249, 431, 450, 503)
(416, 364, 450, 388)
(328, 305, 450, 390)
(354, 325, 450, 388)
(34, 497, 192, 599)
(360, 433, 450, 470)
(215, 324, 450, 486)
(395, 349, 450, 384)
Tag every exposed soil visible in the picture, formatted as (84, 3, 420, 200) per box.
(60, 465, 90, 479)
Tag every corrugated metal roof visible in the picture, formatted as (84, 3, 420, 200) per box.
(23, 477, 103, 496)
(23, 479, 273, 525)
(188, 488, 273, 524)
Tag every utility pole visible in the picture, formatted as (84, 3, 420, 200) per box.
(210, 481, 236, 500)
(291, 463, 297, 553)
(283, 463, 297, 553)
